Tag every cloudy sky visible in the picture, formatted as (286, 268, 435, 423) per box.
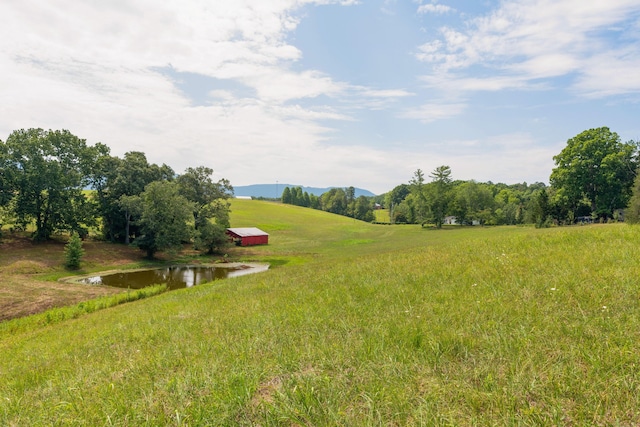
(1, 0, 639, 194)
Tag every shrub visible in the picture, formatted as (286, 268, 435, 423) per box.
(64, 232, 85, 270)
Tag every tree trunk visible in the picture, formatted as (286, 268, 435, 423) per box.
(124, 211, 130, 245)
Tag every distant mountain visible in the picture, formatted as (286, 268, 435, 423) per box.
(234, 184, 376, 198)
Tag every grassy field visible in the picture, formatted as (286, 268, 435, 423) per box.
(2, 200, 640, 425)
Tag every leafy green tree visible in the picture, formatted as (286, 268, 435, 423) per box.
(1, 129, 106, 241)
(452, 181, 495, 225)
(309, 193, 320, 209)
(409, 169, 428, 223)
(295, 187, 304, 206)
(94, 152, 174, 243)
(392, 200, 411, 223)
(64, 232, 85, 270)
(385, 184, 411, 208)
(176, 166, 233, 228)
(625, 170, 640, 224)
(531, 188, 551, 227)
(321, 188, 347, 215)
(550, 127, 638, 219)
(427, 165, 453, 228)
(354, 195, 375, 222)
(133, 181, 194, 259)
(345, 186, 356, 217)
(193, 200, 231, 254)
(282, 187, 292, 204)
(494, 188, 524, 225)
(118, 194, 143, 244)
(0, 138, 10, 208)
(175, 166, 233, 255)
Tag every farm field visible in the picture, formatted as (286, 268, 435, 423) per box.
(2, 200, 640, 425)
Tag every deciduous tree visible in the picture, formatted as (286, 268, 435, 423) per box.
(133, 181, 194, 259)
(176, 166, 233, 255)
(321, 188, 347, 215)
(1, 129, 106, 241)
(354, 195, 375, 222)
(94, 152, 174, 243)
(550, 127, 638, 219)
(176, 166, 233, 228)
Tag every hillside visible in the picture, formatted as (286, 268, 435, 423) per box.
(2, 201, 640, 425)
(234, 183, 376, 198)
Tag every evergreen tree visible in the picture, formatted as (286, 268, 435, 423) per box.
(294, 187, 304, 206)
(64, 232, 85, 270)
(282, 187, 292, 204)
(428, 165, 453, 228)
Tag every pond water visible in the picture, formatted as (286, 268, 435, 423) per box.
(78, 264, 267, 290)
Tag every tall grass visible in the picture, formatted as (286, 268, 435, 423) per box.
(0, 285, 168, 338)
(2, 201, 640, 425)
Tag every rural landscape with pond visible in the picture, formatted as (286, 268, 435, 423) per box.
(3, 126, 640, 425)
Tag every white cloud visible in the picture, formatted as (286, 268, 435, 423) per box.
(0, 0, 416, 193)
(417, 4, 455, 15)
(416, 0, 640, 97)
(0, 0, 384, 184)
(399, 102, 466, 122)
(2, 0, 632, 194)
(419, 73, 547, 92)
(574, 50, 640, 97)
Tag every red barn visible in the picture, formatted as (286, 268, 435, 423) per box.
(226, 227, 269, 246)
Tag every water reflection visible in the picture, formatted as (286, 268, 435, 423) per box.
(79, 265, 264, 290)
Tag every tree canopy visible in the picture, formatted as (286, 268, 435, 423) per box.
(131, 181, 195, 259)
(550, 127, 638, 219)
(94, 151, 174, 244)
(3, 124, 639, 248)
(1, 129, 107, 241)
(176, 166, 233, 254)
(1, 128, 233, 258)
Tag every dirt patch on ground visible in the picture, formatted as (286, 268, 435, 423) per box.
(0, 234, 142, 321)
(0, 276, 122, 321)
(0, 233, 238, 321)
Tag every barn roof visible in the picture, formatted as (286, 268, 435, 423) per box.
(226, 227, 269, 237)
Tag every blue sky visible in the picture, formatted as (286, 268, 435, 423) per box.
(1, 0, 639, 194)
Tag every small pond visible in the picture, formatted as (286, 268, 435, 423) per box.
(76, 264, 268, 290)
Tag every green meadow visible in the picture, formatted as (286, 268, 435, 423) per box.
(2, 199, 640, 425)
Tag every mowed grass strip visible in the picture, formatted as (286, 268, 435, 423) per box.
(2, 201, 640, 425)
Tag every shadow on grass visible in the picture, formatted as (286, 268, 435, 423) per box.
(265, 258, 290, 268)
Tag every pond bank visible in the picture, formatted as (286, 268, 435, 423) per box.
(61, 263, 270, 290)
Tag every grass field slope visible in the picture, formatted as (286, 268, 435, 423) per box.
(2, 200, 640, 425)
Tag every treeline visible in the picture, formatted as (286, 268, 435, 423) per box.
(280, 127, 639, 229)
(0, 128, 232, 258)
(391, 127, 639, 228)
(282, 186, 375, 222)
(385, 170, 548, 226)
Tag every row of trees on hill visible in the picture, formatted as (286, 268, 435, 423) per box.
(278, 128, 639, 228)
(0, 128, 233, 257)
(390, 127, 639, 227)
(282, 186, 376, 222)
(389, 168, 549, 227)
